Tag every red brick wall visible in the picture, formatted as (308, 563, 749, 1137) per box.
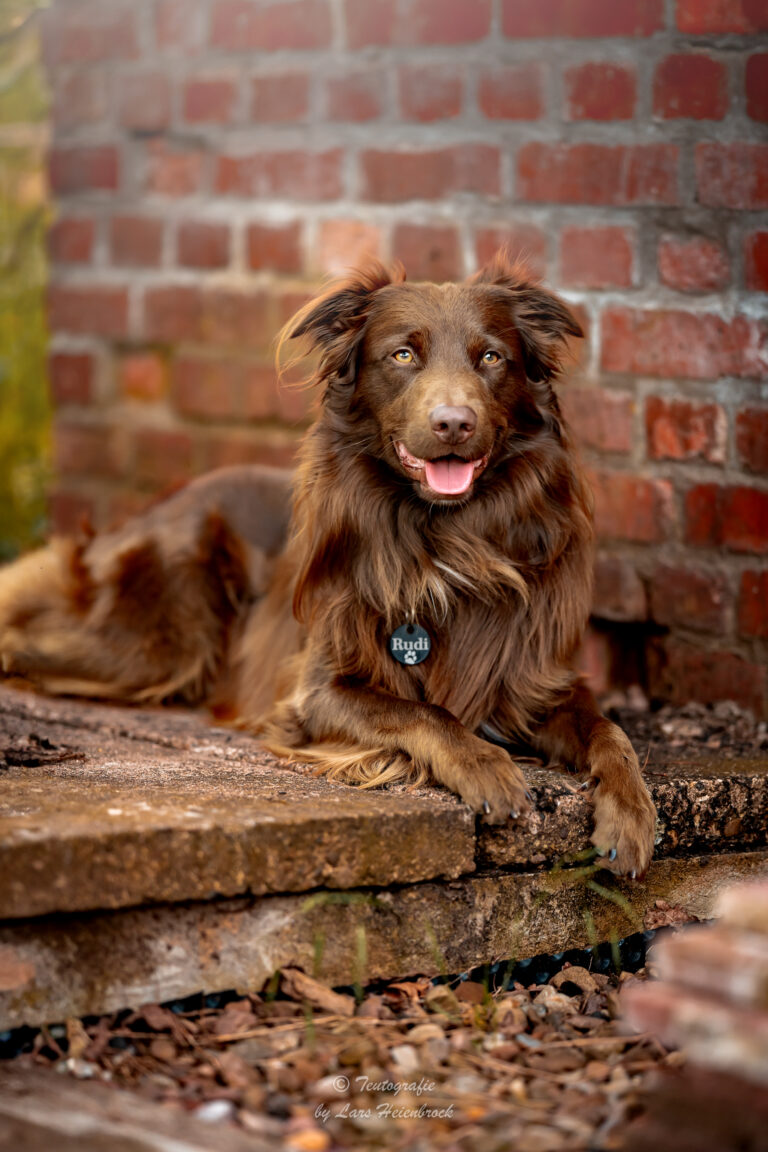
(43, 0, 768, 714)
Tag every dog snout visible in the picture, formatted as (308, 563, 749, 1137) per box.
(429, 405, 477, 445)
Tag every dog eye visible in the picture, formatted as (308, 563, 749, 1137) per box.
(481, 350, 502, 365)
(392, 348, 414, 363)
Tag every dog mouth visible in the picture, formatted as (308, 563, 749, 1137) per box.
(394, 442, 490, 496)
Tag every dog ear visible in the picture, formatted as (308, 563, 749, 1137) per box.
(471, 250, 583, 383)
(278, 260, 405, 385)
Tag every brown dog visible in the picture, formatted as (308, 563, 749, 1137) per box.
(0, 252, 656, 876)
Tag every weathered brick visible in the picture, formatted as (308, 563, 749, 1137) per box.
(210, 0, 332, 50)
(183, 78, 237, 124)
(676, 0, 768, 33)
(119, 353, 167, 402)
(654, 54, 728, 120)
(343, 0, 396, 46)
(517, 143, 678, 205)
(144, 141, 205, 198)
(561, 387, 634, 454)
(133, 427, 195, 490)
(55, 420, 121, 478)
(361, 145, 500, 202)
(49, 490, 96, 536)
(560, 227, 633, 287)
(658, 235, 730, 292)
(143, 285, 272, 348)
(52, 72, 107, 129)
(143, 285, 204, 343)
(48, 285, 129, 339)
(48, 218, 94, 264)
(172, 358, 241, 420)
(592, 555, 647, 621)
(247, 222, 303, 273)
(739, 570, 768, 638)
(203, 432, 300, 471)
(110, 216, 164, 267)
(398, 64, 463, 122)
(685, 484, 768, 553)
(646, 396, 726, 464)
(745, 231, 768, 291)
(696, 144, 768, 210)
(474, 224, 548, 278)
(392, 223, 462, 282)
(746, 53, 768, 121)
(736, 407, 768, 473)
(326, 72, 384, 122)
(650, 564, 729, 633)
(502, 0, 664, 36)
(177, 221, 230, 269)
(577, 625, 612, 695)
(478, 64, 544, 120)
(404, 0, 491, 42)
(243, 363, 314, 423)
(651, 641, 766, 718)
(251, 73, 310, 122)
(117, 72, 171, 132)
(216, 150, 343, 200)
(49, 352, 94, 406)
(49, 147, 119, 195)
(314, 220, 382, 274)
(155, 0, 203, 52)
(589, 469, 675, 543)
(41, 2, 138, 64)
(601, 308, 768, 380)
(565, 63, 636, 120)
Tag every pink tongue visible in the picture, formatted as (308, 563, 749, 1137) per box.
(424, 457, 475, 495)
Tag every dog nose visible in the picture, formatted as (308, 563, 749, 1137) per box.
(429, 405, 477, 445)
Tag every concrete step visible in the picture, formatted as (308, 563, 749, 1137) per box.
(1, 685, 767, 1028)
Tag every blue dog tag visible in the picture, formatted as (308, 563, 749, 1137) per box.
(389, 623, 431, 665)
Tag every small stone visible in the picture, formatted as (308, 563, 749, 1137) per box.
(550, 967, 598, 996)
(407, 1023, 445, 1044)
(285, 1127, 331, 1152)
(390, 1043, 419, 1073)
(196, 1099, 236, 1123)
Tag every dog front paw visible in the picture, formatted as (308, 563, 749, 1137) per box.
(433, 738, 532, 825)
(586, 723, 656, 877)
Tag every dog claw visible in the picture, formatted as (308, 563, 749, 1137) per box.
(631, 870, 637, 880)
(609, 848, 617, 862)
(482, 801, 490, 815)
(510, 808, 519, 820)
(525, 790, 534, 804)
(578, 780, 591, 791)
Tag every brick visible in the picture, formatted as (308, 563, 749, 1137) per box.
(172, 358, 241, 420)
(183, 78, 237, 124)
(745, 232, 768, 291)
(247, 222, 303, 273)
(361, 145, 500, 203)
(110, 216, 163, 268)
(398, 64, 463, 122)
(155, 0, 203, 52)
(502, 0, 664, 36)
(314, 219, 382, 275)
(577, 625, 611, 695)
(203, 432, 299, 471)
(406, 0, 491, 42)
(119, 353, 167, 402)
(243, 363, 314, 423)
(48, 218, 94, 264)
(392, 224, 462, 282)
(478, 64, 544, 120)
(216, 150, 343, 200)
(143, 286, 272, 348)
(658, 235, 730, 293)
(646, 396, 726, 464)
(560, 227, 633, 288)
(41, 2, 138, 64)
(48, 285, 129, 339)
(561, 387, 634, 453)
(592, 555, 647, 621)
(143, 285, 203, 343)
(517, 143, 678, 205)
(676, 0, 768, 33)
(589, 469, 675, 543)
(49, 490, 96, 536)
(326, 72, 384, 122)
(746, 53, 768, 121)
(652, 641, 766, 718)
(739, 570, 768, 638)
(144, 141, 205, 197)
(133, 428, 195, 490)
(117, 72, 171, 132)
(650, 564, 729, 633)
(601, 307, 768, 381)
(251, 73, 310, 122)
(49, 147, 118, 195)
(210, 0, 332, 50)
(736, 407, 768, 473)
(49, 353, 94, 406)
(54, 421, 121, 479)
(685, 484, 768, 553)
(52, 72, 107, 129)
(654, 54, 728, 120)
(474, 224, 548, 278)
(343, 0, 397, 46)
(565, 63, 636, 120)
(177, 221, 230, 269)
(696, 144, 768, 210)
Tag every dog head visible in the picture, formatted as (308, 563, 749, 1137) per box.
(282, 250, 582, 503)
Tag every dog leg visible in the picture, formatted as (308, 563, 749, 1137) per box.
(267, 676, 531, 824)
(529, 683, 656, 877)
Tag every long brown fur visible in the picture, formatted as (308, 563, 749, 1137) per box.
(0, 252, 656, 876)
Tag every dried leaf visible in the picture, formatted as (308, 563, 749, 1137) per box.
(280, 968, 355, 1017)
